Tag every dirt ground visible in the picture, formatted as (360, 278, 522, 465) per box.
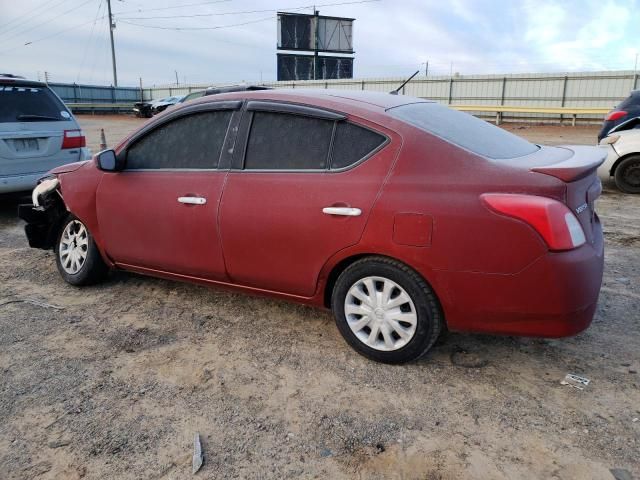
(0, 117, 638, 480)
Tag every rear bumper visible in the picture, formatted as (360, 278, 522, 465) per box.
(0, 171, 46, 194)
(439, 218, 604, 338)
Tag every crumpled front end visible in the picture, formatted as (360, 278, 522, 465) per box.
(18, 176, 67, 249)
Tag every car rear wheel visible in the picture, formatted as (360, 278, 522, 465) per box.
(55, 215, 108, 286)
(614, 155, 640, 194)
(331, 256, 443, 364)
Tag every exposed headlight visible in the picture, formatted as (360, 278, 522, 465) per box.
(600, 135, 620, 145)
(32, 177, 59, 207)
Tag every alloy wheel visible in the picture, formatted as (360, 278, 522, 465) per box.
(59, 220, 89, 274)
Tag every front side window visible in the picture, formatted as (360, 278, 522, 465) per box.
(126, 110, 232, 169)
(244, 112, 334, 170)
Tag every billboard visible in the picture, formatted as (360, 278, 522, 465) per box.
(316, 16, 353, 53)
(278, 13, 354, 53)
(277, 54, 354, 81)
(277, 12, 355, 80)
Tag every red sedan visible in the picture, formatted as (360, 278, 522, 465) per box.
(20, 90, 605, 363)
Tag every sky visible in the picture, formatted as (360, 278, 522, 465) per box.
(1, 0, 639, 87)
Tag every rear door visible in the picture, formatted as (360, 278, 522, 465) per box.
(0, 83, 81, 176)
(219, 102, 397, 297)
(96, 103, 241, 280)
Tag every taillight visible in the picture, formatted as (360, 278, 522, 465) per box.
(61, 129, 86, 149)
(605, 110, 627, 121)
(481, 194, 586, 251)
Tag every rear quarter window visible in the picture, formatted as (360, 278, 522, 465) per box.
(388, 102, 539, 159)
(331, 122, 387, 169)
(0, 85, 67, 122)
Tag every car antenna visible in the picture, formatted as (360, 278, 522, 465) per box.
(390, 70, 420, 95)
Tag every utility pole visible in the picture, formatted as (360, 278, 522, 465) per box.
(313, 8, 319, 80)
(175, 70, 179, 86)
(107, 0, 118, 86)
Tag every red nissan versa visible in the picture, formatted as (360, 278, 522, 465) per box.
(19, 90, 605, 364)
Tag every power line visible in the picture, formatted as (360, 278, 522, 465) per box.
(0, 14, 108, 54)
(119, 0, 381, 21)
(119, 15, 274, 31)
(77, 0, 105, 82)
(113, 0, 233, 16)
(0, 0, 95, 43)
(0, 0, 62, 33)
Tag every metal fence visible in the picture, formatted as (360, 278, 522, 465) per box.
(143, 70, 639, 123)
(48, 71, 639, 122)
(48, 82, 141, 113)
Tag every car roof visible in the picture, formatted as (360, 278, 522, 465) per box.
(0, 76, 47, 87)
(190, 88, 431, 115)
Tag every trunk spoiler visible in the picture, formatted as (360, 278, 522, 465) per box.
(530, 145, 606, 182)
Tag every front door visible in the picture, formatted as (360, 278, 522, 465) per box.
(96, 108, 237, 280)
(219, 106, 397, 296)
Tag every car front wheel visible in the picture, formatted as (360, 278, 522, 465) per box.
(55, 215, 108, 286)
(331, 256, 443, 364)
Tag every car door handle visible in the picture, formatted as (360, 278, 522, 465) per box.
(322, 207, 361, 216)
(178, 196, 207, 205)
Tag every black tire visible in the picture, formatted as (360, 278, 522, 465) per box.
(614, 155, 640, 194)
(331, 256, 444, 364)
(55, 214, 109, 286)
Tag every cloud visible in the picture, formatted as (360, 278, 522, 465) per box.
(1, 0, 639, 85)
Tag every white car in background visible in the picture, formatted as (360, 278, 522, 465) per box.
(599, 128, 640, 194)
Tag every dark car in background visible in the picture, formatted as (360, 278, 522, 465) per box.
(151, 96, 184, 115)
(599, 90, 640, 141)
(134, 86, 271, 118)
(133, 101, 153, 118)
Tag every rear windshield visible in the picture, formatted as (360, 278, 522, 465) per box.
(0, 85, 68, 122)
(388, 102, 539, 159)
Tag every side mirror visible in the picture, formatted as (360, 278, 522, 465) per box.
(96, 149, 124, 171)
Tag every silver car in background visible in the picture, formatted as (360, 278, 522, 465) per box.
(0, 75, 91, 194)
(599, 127, 640, 194)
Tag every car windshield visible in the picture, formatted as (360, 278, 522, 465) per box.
(0, 85, 67, 122)
(388, 102, 539, 159)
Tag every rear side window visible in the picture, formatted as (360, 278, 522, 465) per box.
(388, 102, 539, 159)
(126, 110, 232, 169)
(0, 85, 67, 122)
(331, 122, 386, 169)
(245, 112, 333, 170)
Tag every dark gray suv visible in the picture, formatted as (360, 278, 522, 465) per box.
(0, 75, 91, 194)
